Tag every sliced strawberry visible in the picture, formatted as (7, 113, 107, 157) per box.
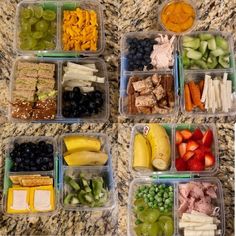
(202, 129, 213, 147)
(198, 144, 211, 154)
(194, 149, 205, 162)
(178, 143, 187, 158)
(180, 129, 192, 140)
(187, 158, 205, 171)
(205, 152, 215, 167)
(176, 131, 183, 145)
(175, 158, 188, 171)
(192, 128, 203, 141)
(182, 151, 195, 161)
(186, 140, 199, 151)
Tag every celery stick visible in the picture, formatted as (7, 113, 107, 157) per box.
(199, 33, 214, 41)
(183, 38, 200, 50)
(215, 35, 229, 50)
(186, 50, 202, 60)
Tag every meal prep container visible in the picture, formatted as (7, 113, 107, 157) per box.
(8, 56, 109, 123)
(129, 123, 219, 177)
(128, 177, 225, 236)
(15, 0, 105, 56)
(3, 136, 59, 216)
(59, 133, 116, 211)
(119, 31, 179, 118)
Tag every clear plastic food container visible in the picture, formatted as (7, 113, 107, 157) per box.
(128, 177, 225, 236)
(129, 123, 219, 176)
(8, 56, 109, 123)
(180, 70, 236, 116)
(15, 0, 105, 56)
(59, 133, 116, 211)
(3, 136, 59, 216)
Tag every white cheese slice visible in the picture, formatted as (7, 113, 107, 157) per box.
(67, 62, 98, 72)
(12, 190, 29, 210)
(34, 190, 51, 211)
(182, 213, 214, 223)
(184, 229, 215, 236)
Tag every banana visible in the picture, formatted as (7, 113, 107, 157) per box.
(64, 136, 101, 155)
(133, 133, 153, 171)
(143, 124, 171, 170)
(64, 151, 108, 166)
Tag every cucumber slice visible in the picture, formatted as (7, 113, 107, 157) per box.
(64, 193, 75, 205)
(182, 36, 195, 43)
(183, 38, 200, 50)
(207, 56, 218, 69)
(71, 197, 80, 204)
(210, 48, 225, 57)
(208, 38, 216, 50)
(215, 35, 229, 50)
(199, 41, 208, 54)
(69, 179, 80, 190)
(219, 56, 230, 68)
(186, 50, 202, 60)
(199, 33, 214, 41)
(193, 60, 208, 69)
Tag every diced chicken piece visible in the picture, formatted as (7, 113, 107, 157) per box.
(151, 74, 161, 85)
(167, 91, 175, 107)
(178, 199, 189, 215)
(179, 183, 193, 198)
(158, 98, 168, 108)
(137, 106, 152, 114)
(127, 76, 139, 95)
(194, 199, 213, 215)
(188, 197, 195, 213)
(206, 187, 217, 199)
(127, 94, 138, 114)
(132, 77, 153, 93)
(135, 95, 156, 107)
(153, 84, 165, 100)
(152, 105, 168, 114)
(165, 74, 174, 92)
(189, 184, 204, 199)
(140, 87, 153, 95)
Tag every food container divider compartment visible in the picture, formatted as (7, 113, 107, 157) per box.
(61, 166, 116, 211)
(119, 69, 179, 118)
(176, 177, 225, 236)
(58, 58, 109, 122)
(180, 70, 236, 116)
(8, 57, 61, 123)
(157, 0, 198, 36)
(15, 0, 105, 56)
(3, 136, 59, 216)
(129, 124, 175, 176)
(127, 177, 177, 236)
(178, 31, 236, 72)
(120, 31, 178, 76)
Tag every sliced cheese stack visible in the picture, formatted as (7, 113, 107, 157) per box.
(62, 62, 105, 93)
(179, 211, 220, 236)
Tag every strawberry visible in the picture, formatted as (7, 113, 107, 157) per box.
(180, 129, 192, 140)
(198, 144, 211, 154)
(202, 129, 213, 147)
(205, 152, 215, 167)
(176, 131, 183, 145)
(182, 151, 195, 161)
(187, 157, 205, 171)
(178, 143, 187, 158)
(186, 140, 199, 151)
(176, 158, 188, 171)
(192, 128, 203, 141)
(194, 149, 205, 162)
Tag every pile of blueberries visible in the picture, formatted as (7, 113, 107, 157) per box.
(62, 87, 104, 118)
(125, 37, 157, 71)
(10, 141, 54, 172)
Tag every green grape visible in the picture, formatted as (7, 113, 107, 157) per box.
(148, 222, 162, 236)
(35, 20, 49, 32)
(34, 40, 46, 50)
(163, 219, 174, 236)
(20, 40, 31, 50)
(32, 5, 43, 18)
(27, 37, 37, 49)
(45, 41, 55, 49)
(28, 17, 38, 25)
(42, 10, 56, 21)
(32, 31, 44, 39)
(43, 33, 54, 42)
(19, 31, 28, 40)
(21, 22, 31, 33)
(48, 24, 57, 34)
(20, 8, 32, 19)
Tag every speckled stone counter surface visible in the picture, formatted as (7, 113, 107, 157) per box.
(0, 0, 235, 235)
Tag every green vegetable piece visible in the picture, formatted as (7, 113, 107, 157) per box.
(21, 8, 33, 19)
(35, 20, 49, 32)
(183, 38, 200, 50)
(193, 60, 208, 69)
(208, 37, 216, 50)
(42, 10, 56, 21)
(207, 56, 218, 69)
(71, 196, 79, 205)
(81, 178, 89, 187)
(182, 50, 191, 68)
(182, 36, 195, 43)
(84, 193, 94, 203)
(85, 186, 92, 192)
(69, 179, 80, 190)
(63, 193, 75, 205)
(186, 50, 202, 60)
(148, 222, 162, 236)
(210, 48, 225, 57)
(95, 189, 108, 206)
(163, 219, 174, 236)
(219, 56, 230, 68)
(78, 190, 87, 205)
(199, 33, 214, 41)
(199, 41, 208, 54)
(215, 35, 229, 50)
(92, 177, 103, 196)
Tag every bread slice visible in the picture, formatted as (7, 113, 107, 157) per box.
(21, 177, 53, 187)
(10, 175, 41, 185)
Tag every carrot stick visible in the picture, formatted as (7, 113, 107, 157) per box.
(188, 81, 205, 111)
(184, 83, 193, 111)
(199, 80, 204, 94)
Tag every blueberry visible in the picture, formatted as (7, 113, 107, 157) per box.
(95, 97, 104, 107)
(147, 64, 154, 70)
(136, 53, 142, 59)
(42, 157, 49, 163)
(63, 91, 70, 101)
(30, 166, 37, 171)
(29, 161, 35, 167)
(24, 159, 30, 164)
(15, 157, 22, 163)
(38, 141, 46, 147)
(129, 49, 136, 55)
(36, 157, 43, 165)
(14, 143, 20, 149)
(48, 161, 54, 169)
(10, 151, 16, 159)
(73, 87, 80, 93)
(46, 144, 53, 154)
(11, 166, 18, 172)
(41, 165, 48, 171)
(24, 166, 30, 171)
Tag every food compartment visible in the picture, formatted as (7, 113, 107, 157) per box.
(59, 58, 109, 122)
(3, 136, 58, 215)
(130, 124, 174, 176)
(179, 31, 235, 70)
(61, 166, 116, 211)
(60, 0, 105, 55)
(174, 124, 219, 174)
(15, 1, 58, 53)
(176, 178, 225, 236)
(60, 133, 111, 167)
(119, 70, 179, 117)
(121, 31, 177, 74)
(128, 178, 176, 236)
(181, 71, 236, 116)
(9, 57, 60, 123)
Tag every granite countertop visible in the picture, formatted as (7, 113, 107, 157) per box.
(0, 0, 235, 235)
